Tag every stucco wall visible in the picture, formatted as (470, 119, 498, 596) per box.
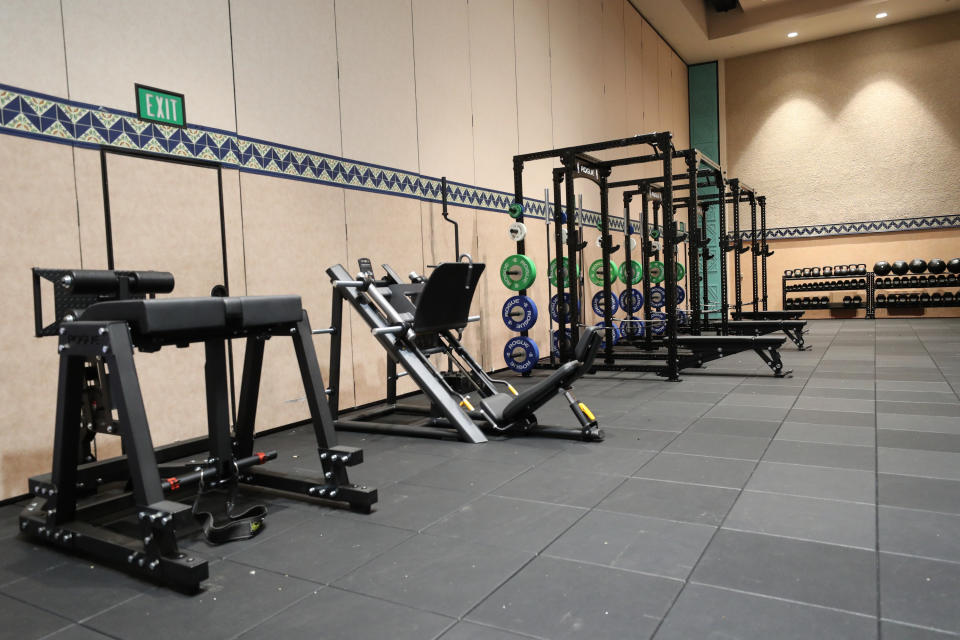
(724, 12, 960, 229)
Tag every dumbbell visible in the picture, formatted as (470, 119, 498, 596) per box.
(936, 275, 946, 283)
(948, 275, 958, 285)
(920, 292, 931, 305)
(910, 275, 919, 285)
(893, 276, 902, 287)
(843, 295, 852, 307)
(945, 292, 956, 304)
(852, 295, 863, 307)
(876, 293, 886, 306)
(931, 293, 942, 305)
(908, 293, 920, 305)
(802, 297, 811, 308)
(883, 277, 892, 287)
(820, 296, 829, 308)
(857, 278, 866, 287)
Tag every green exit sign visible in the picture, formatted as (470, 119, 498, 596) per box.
(135, 84, 185, 127)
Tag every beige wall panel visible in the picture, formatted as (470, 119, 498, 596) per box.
(672, 54, 690, 149)
(337, 0, 419, 171)
(73, 147, 108, 268)
(420, 201, 483, 358)
(0, 0, 68, 96)
(344, 190, 425, 405)
(657, 38, 675, 144)
(624, 5, 646, 136)
(239, 173, 354, 427)
(230, 0, 341, 154)
(724, 13, 960, 228)
(641, 20, 660, 134)
(61, 0, 235, 131)
(413, 0, 475, 183)
(221, 169, 246, 297)
(469, 0, 519, 192)
(105, 154, 225, 446)
(514, 0, 554, 200)
(746, 228, 960, 319)
(600, 0, 627, 159)
(0, 136, 81, 498)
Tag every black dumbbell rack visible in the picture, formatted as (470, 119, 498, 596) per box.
(782, 273, 875, 319)
(874, 274, 960, 310)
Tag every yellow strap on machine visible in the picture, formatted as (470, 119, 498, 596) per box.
(460, 398, 475, 411)
(578, 402, 596, 422)
(507, 384, 518, 396)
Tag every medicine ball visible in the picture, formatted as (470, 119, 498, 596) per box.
(909, 258, 927, 274)
(891, 260, 909, 275)
(874, 261, 891, 276)
(947, 258, 960, 274)
(855, 264, 866, 276)
(928, 258, 946, 274)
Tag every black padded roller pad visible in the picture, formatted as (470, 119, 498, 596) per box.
(66, 269, 175, 295)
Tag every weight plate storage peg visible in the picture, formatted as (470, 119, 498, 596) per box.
(588, 259, 620, 286)
(551, 328, 573, 354)
(676, 285, 686, 305)
(592, 291, 620, 317)
(501, 295, 538, 332)
(619, 260, 643, 285)
(548, 257, 579, 288)
(649, 285, 666, 309)
(650, 312, 667, 335)
(504, 336, 540, 373)
(648, 261, 666, 284)
(619, 288, 644, 313)
(620, 318, 644, 338)
(507, 222, 527, 242)
(507, 202, 524, 219)
(595, 322, 621, 349)
(500, 254, 537, 291)
(549, 293, 578, 323)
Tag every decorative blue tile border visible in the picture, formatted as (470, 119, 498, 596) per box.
(2, 83, 956, 240)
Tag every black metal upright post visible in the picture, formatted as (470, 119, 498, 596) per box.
(599, 168, 614, 364)
(749, 193, 759, 310)
(657, 132, 679, 381)
(759, 195, 769, 311)
(685, 152, 702, 335)
(730, 179, 743, 317)
(717, 179, 729, 334)
(553, 169, 568, 361)
(563, 155, 580, 357)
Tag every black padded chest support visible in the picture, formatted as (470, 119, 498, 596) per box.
(81, 295, 303, 336)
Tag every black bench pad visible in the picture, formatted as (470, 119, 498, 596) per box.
(733, 311, 804, 320)
(677, 335, 786, 349)
(81, 295, 303, 335)
(724, 320, 806, 330)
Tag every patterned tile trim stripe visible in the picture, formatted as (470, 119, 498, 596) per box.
(2, 83, 957, 239)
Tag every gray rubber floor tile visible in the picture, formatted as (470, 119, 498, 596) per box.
(878, 413, 960, 435)
(0, 538, 68, 587)
(764, 440, 876, 471)
(879, 474, 960, 514)
(705, 404, 791, 422)
(879, 506, 960, 562)
(776, 422, 876, 446)
(424, 495, 585, 553)
(880, 553, 960, 634)
(664, 432, 771, 461)
(403, 457, 533, 494)
(0, 557, 149, 623)
(491, 466, 625, 508)
(877, 380, 955, 393)
(236, 587, 453, 640)
(653, 583, 877, 640)
(544, 510, 714, 580)
(438, 622, 536, 639)
(227, 515, 412, 584)
(801, 386, 877, 400)
(347, 450, 451, 488)
(604, 412, 699, 431)
(633, 452, 756, 489)
(468, 556, 681, 640)
(807, 377, 876, 391)
(881, 621, 960, 639)
(633, 400, 715, 417)
(598, 478, 738, 525)
(333, 534, 531, 617)
(725, 491, 875, 549)
(747, 461, 875, 503)
(691, 529, 877, 615)
(879, 401, 960, 417)
(42, 625, 117, 640)
(590, 427, 677, 451)
(546, 442, 655, 476)
(720, 392, 798, 408)
(880, 390, 960, 404)
(0, 592, 71, 640)
(879, 448, 960, 481)
(85, 560, 318, 640)
(877, 369, 949, 382)
(686, 417, 781, 438)
(786, 408, 876, 426)
(454, 440, 564, 466)
(879, 430, 960, 453)
(329, 482, 477, 531)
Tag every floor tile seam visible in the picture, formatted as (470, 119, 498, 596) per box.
(648, 322, 844, 639)
(874, 319, 883, 640)
(36, 622, 118, 640)
(878, 548, 960, 567)
(537, 551, 689, 583)
(419, 493, 589, 539)
(719, 525, 875, 552)
(739, 488, 877, 507)
(877, 502, 960, 518)
(0, 591, 77, 637)
(684, 580, 879, 620)
(879, 616, 960, 637)
(909, 322, 960, 403)
(436, 618, 547, 640)
(591, 506, 726, 529)
(398, 464, 536, 497)
(628, 473, 750, 491)
(0, 557, 70, 590)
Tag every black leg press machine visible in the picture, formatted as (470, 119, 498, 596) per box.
(21, 268, 377, 592)
(327, 258, 604, 443)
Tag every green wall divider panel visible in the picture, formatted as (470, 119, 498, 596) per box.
(688, 62, 721, 319)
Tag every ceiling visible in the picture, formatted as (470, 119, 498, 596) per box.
(630, 0, 960, 63)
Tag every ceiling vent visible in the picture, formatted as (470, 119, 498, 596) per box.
(706, 0, 740, 12)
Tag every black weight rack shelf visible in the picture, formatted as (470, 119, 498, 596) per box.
(782, 273, 875, 319)
(875, 280, 960, 290)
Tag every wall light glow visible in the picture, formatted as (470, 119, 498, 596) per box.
(787, 32, 799, 38)
(876, 12, 888, 19)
